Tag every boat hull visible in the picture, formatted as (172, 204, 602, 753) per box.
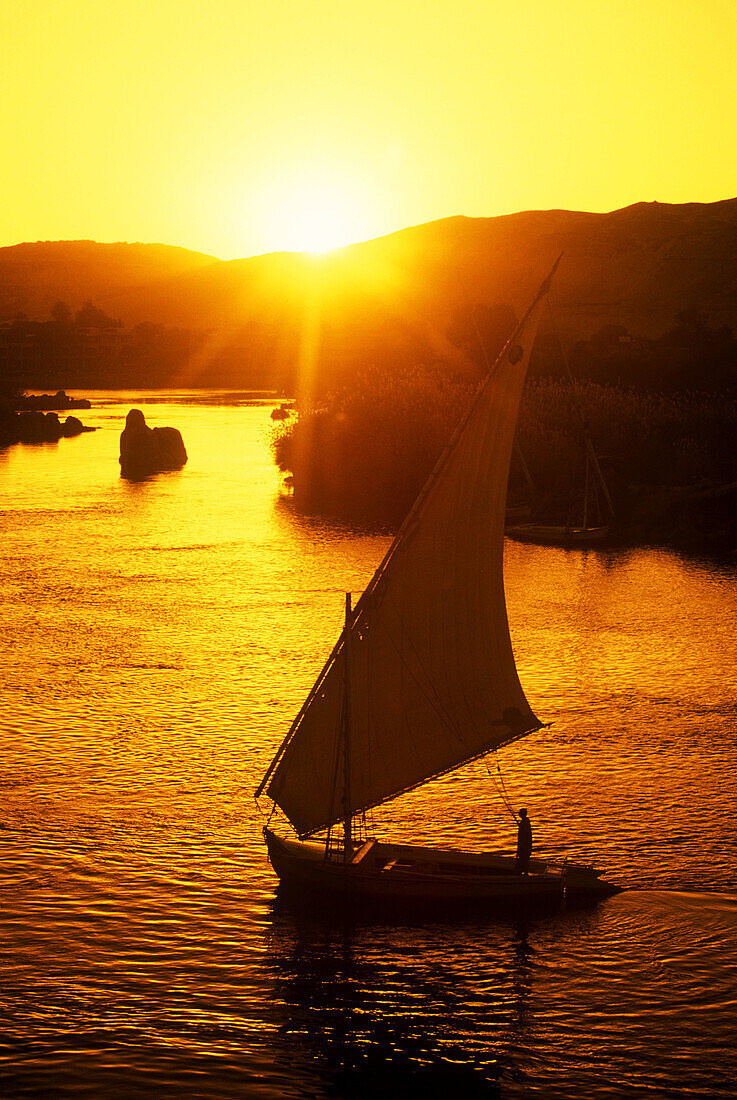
(264, 830, 619, 914)
(506, 523, 609, 546)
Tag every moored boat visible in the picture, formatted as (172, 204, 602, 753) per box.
(506, 334, 614, 548)
(506, 522, 609, 546)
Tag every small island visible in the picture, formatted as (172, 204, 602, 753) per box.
(15, 390, 91, 412)
(0, 389, 95, 447)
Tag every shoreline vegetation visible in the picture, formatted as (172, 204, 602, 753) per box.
(272, 368, 737, 556)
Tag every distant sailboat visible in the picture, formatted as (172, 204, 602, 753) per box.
(507, 339, 614, 547)
(256, 260, 619, 910)
(506, 443, 611, 546)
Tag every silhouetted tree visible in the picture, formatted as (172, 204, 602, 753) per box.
(51, 300, 71, 325)
(75, 301, 121, 329)
(662, 310, 709, 348)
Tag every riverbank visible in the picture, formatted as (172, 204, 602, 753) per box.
(272, 371, 737, 555)
(621, 480, 737, 556)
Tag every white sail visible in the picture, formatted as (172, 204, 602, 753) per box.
(259, 272, 554, 838)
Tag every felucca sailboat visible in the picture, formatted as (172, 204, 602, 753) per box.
(256, 260, 619, 908)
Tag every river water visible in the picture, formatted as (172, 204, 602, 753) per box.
(2, 391, 736, 1099)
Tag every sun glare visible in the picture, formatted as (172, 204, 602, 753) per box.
(265, 177, 370, 254)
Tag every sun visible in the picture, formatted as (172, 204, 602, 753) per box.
(265, 176, 370, 254)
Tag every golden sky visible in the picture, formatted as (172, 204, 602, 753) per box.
(3, 0, 736, 258)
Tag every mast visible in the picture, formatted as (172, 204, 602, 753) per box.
(583, 447, 590, 530)
(342, 591, 353, 863)
(514, 439, 537, 501)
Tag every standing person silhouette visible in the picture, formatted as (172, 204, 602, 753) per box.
(516, 808, 532, 875)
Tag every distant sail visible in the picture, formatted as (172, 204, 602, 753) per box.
(261, 285, 551, 838)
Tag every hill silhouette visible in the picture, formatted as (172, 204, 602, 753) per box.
(94, 198, 737, 338)
(0, 240, 218, 320)
(2, 199, 737, 392)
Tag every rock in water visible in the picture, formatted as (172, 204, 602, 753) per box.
(119, 409, 187, 480)
(62, 416, 84, 437)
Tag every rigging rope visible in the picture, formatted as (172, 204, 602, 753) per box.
(484, 753, 519, 822)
